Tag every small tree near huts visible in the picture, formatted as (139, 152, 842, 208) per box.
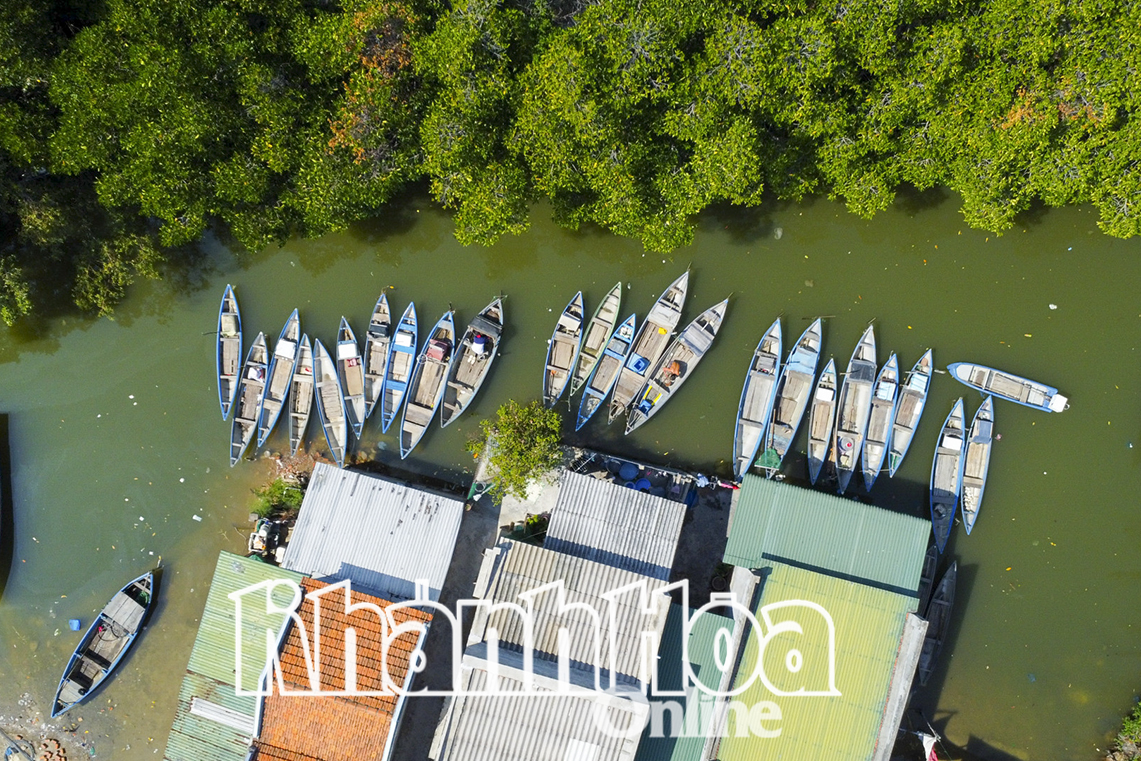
(469, 400, 562, 502)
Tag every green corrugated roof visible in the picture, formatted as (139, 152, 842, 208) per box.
(186, 551, 305, 690)
(724, 475, 929, 595)
(718, 561, 915, 761)
(164, 552, 305, 761)
(636, 605, 735, 761)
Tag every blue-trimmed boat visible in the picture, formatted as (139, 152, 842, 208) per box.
(861, 352, 900, 491)
(401, 310, 455, 458)
(948, 362, 1068, 412)
(543, 291, 584, 407)
(930, 398, 966, 553)
(888, 349, 933, 477)
(961, 396, 994, 534)
(217, 285, 241, 420)
(52, 572, 155, 717)
(336, 318, 366, 439)
(576, 313, 637, 431)
(256, 309, 301, 447)
(833, 325, 877, 493)
(313, 338, 348, 467)
(287, 335, 314, 456)
(760, 318, 823, 474)
(570, 282, 623, 397)
(230, 333, 267, 466)
(381, 302, 417, 434)
(806, 358, 838, 485)
(363, 294, 392, 421)
(441, 298, 504, 428)
(732, 319, 782, 479)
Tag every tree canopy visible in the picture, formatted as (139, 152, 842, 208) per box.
(2, 0, 1140, 321)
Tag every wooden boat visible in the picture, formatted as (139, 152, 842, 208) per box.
(626, 299, 728, 434)
(918, 561, 957, 686)
(609, 271, 689, 423)
(576, 313, 637, 431)
(217, 284, 242, 420)
(313, 339, 348, 467)
(363, 294, 392, 420)
(229, 333, 267, 466)
(760, 318, 823, 473)
(336, 317, 366, 438)
(888, 349, 933, 477)
(948, 362, 1068, 412)
(961, 396, 995, 535)
(441, 298, 504, 428)
(930, 398, 965, 554)
(400, 310, 455, 458)
(916, 543, 938, 614)
(833, 326, 877, 493)
(381, 302, 417, 433)
(542, 292, 584, 407)
(287, 335, 314, 456)
(732, 319, 782, 479)
(255, 309, 301, 447)
(806, 358, 838, 485)
(52, 572, 154, 717)
(569, 282, 623, 397)
(861, 353, 900, 491)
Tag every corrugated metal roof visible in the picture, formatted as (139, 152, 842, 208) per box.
(545, 472, 686, 581)
(723, 475, 929, 595)
(433, 660, 647, 761)
(635, 606, 736, 761)
(716, 561, 916, 761)
(281, 463, 464, 601)
(165, 552, 305, 761)
(472, 540, 672, 685)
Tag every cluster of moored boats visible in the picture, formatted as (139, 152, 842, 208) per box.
(541, 271, 733, 435)
(217, 286, 504, 465)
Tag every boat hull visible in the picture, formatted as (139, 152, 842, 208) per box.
(732, 319, 782, 479)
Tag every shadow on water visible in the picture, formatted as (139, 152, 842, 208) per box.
(697, 199, 780, 246)
(910, 560, 978, 730)
(0, 414, 12, 599)
(894, 184, 951, 217)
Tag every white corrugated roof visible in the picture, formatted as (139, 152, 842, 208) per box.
(431, 657, 647, 761)
(544, 472, 686, 581)
(281, 462, 464, 601)
(468, 540, 671, 685)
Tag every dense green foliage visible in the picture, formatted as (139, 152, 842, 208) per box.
(252, 476, 305, 518)
(469, 399, 562, 502)
(3, 0, 1141, 321)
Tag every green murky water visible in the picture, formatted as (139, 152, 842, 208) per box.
(0, 193, 1138, 759)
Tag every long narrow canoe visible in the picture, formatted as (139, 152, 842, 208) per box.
(833, 325, 877, 493)
(363, 294, 392, 420)
(217, 285, 242, 420)
(52, 572, 154, 717)
(948, 362, 1068, 412)
(381, 302, 417, 434)
(441, 298, 504, 427)
(288, 335, 314, 456)
(401, 310, 455, 458)
(861, 353, 900, 491)
(230, 333, 267, 466)
(961, 396, 995, 535)
(543, 292, 584, 407)
(313, 339, 348, 467)
(569, 282, 623, 397)
(918, 561, 957, 686)
(609, 271, 689, 423)
(807, 358, 838, 485)
(916, 543, 938, 615)
(336, 318, 366, 438)
(626, 299, 728, 435)
(732, 319, 782, 479)
(930, 398, 966, 554)
(256, 309, 301, 447)
(576, 314, 637, 431)
(761, 318, 823, 473)
(888, 349, 933, 477)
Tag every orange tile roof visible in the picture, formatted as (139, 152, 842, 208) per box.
(255, 579, 433, 761)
